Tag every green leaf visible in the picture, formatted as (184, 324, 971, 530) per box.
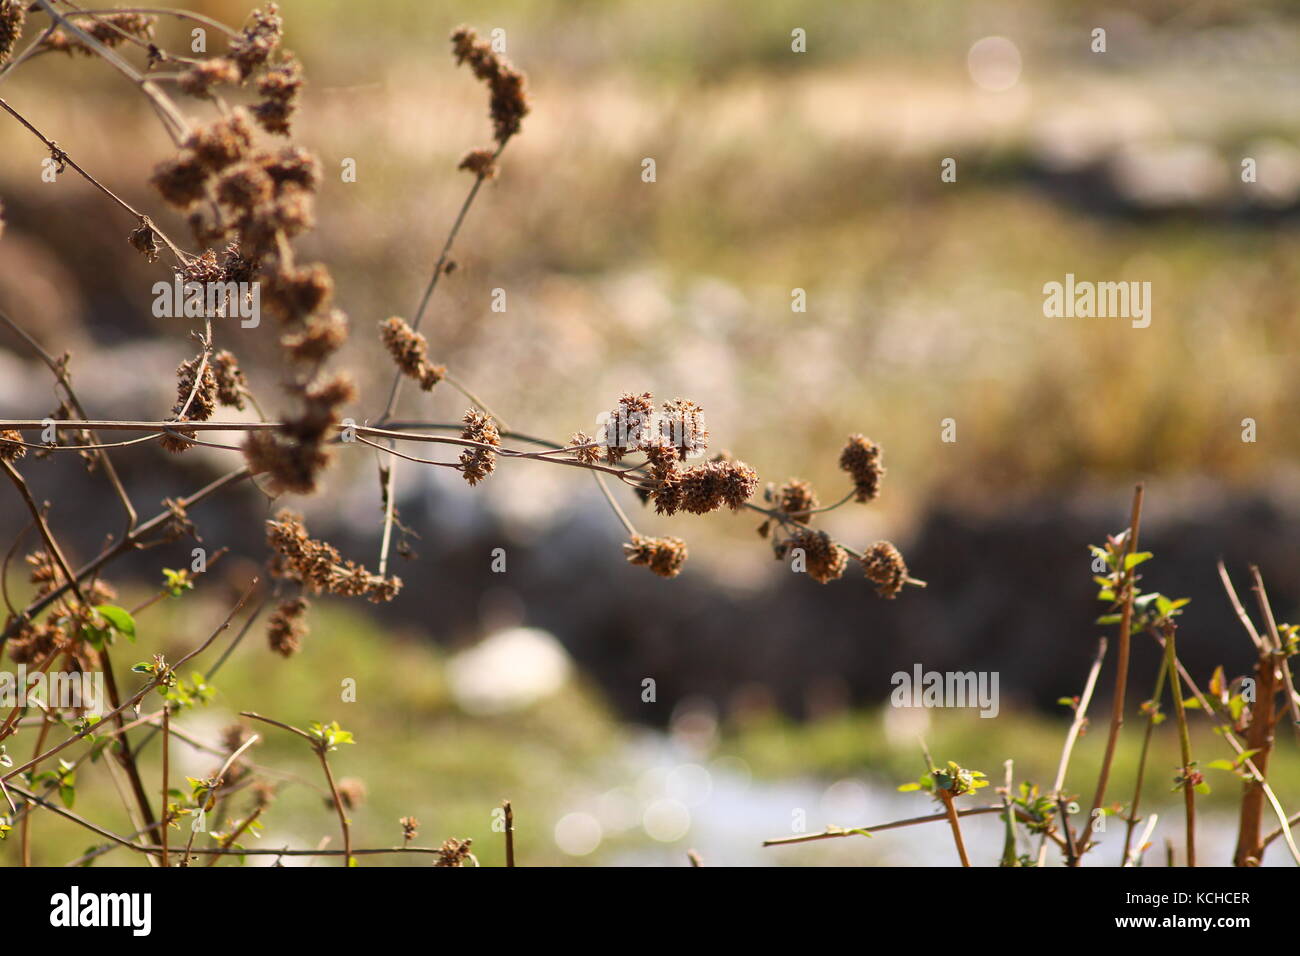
(93, 605, 136, 642)
(1124, 551, 1153, 570)
(1096, 614, 1122, 626)
(898, 782, 922, 792)
(1205, 759, 1236, 772)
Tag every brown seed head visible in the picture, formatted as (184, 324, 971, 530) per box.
(839, 434, 884, 503)
(778, 479, 819, 524)
(0, 429, 27, 462)
(860, 540, 909, 599)
(459, 410, 501, 486)
(457, 147, 498, 179)
(623, 535, 688, 578)
(790, 528, 848, 584)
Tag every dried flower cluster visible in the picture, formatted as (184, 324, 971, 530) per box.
(623, 534, 688, 578)
(160, 355, 217, 453)
(400, 816, 420, 841)
(39, 12, 155, 57)
(567, 431, 601, 466)
(177, 57, 242, 98)
(752, 437, 916, 593)
(128, 219, 161, 262)
(435, 836, 475, 867)
(251, 53, 303, 135)
(777, 479, 818, 524)
(459, 410, 501, 485)
(603, 392, 654, 464)
(0, 428, 26, 462)
(840, 434, 884, 503)
(783, 528, 849, 584)
(0, 0, 24, 67)
(659, 457, 759, 517)
(228, 2, 283, 78)
(6, 618, 64, 665)
(457, 147, 498, 180)
(267, 595, 309, 657)
(659, 398, 709, 461)
(379, 316, 445, 391)
(266, 511, 401, 603)
(450, 25, 529, 145)
(143, 5, 343, 492)
(861, 540, 909, 599)
(211, 349, 248, 409)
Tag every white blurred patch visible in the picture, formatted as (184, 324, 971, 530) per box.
(554, 811, 603, 856)
(1110, 141, 1228, 206)
(642, 798, 691, 842)
(445, 627, 572, 716)
(1246, 139, 1300, 207)
(967, 36, 1022, 92)
(666, 763, 713, 806)
(820, 778, 870, 822)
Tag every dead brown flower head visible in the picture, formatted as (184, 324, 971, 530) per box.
(788, 528, 848, 584)
(265, 511, 401, 602)
(435, 836, 475, 867)
(40, 12, 155, 56)
(604, 392, 654, 463)
(659, 398, 709, 461)
(267, 596, 309, 657)
(241, 430, 328, 495)
(259, 145, 322, 192)
(839, 434, 884, 503)
(778, 479, 818, 524)
(624, 535, 688, 578)
(228, 3, 283, 79)
(379, 316, 445, 391)
(186, 110, 255, 173)
(150, 155, 209, 210)
(128, 220, 160, 263)
(457, 147, 498, 179)
(263, 263, 334, 324)
(252, 53, 303, 135)
(0, 0, 25, 68)
(450, 26, 530, 144)
(568, 431, 601, 466)
(459, 410, 501, 486)
(178, 57, 241, 97)
(281, 310, 347, 362)
(0, 429, 27, 462)
(211, 350, 247, 409)
(860, 540, 909, 599)
(216, 162, 275, 211)
(677, 459, 758, 515)
(173, 357, 217, 422)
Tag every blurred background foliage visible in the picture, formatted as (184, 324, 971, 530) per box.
(2, 0, 1299, 865)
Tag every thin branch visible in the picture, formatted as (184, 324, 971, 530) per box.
(1076, 482, 1144, 861)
